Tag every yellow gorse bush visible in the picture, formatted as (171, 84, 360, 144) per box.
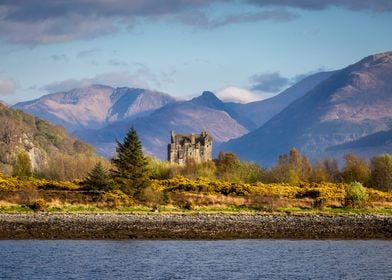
(0, 176, 81, 191)
(150, 176, 392, 203)
(1, 173, 391, 204)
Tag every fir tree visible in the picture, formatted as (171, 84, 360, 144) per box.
(83, 162, 114, 192)
(111, 127, 149, 196)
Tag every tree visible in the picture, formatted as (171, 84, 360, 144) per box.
(370, 154, 392, 192)
(111, 127, 149, 196)
(300, 155, 312, 182)
(215, 151, 241, 181)
(310, 159, 327, 183)
(342, 153, 370, 184)
(83, 162, 115, 192)
(287, 169, 300, 185)
(12, 150, 32, 179)
(289, 148, 301, 169)
(323, 158, 341, 182)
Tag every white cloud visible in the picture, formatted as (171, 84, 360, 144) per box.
(216, 86, 263, 103)
(0, 79, 17, 95)
(42, 68, 158, 93)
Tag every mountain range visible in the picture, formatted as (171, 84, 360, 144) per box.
(14, 85, 176, 132)
(11, 51, 392, 166)
(222, 52, 392, 166)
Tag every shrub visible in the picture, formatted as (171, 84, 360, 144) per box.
(181, 200, 194, 210)
(345, 182, 368, 207)
(27, 199, 48, 211)
(101, 190, 133, 208)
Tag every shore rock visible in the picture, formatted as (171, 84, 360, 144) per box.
(0, 213, 391, 239)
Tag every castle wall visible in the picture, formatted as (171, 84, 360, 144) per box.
(168, 131, 212, 165)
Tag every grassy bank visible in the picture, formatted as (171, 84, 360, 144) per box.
(1, 175, 392, 215)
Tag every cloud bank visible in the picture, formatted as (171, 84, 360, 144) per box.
(216, 86, 263, 103)
(0, 0, 390, 44)
(42, 69, 157, 93)
(250, 72, 290, 93)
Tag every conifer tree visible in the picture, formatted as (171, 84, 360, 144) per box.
(111, 127, 149, 196)
(83, 162, 114, 191)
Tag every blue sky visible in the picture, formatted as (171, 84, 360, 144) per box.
(0, 0, 391, 104)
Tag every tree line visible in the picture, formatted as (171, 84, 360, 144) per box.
(10, 127, 392, 198)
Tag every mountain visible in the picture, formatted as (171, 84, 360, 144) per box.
(222, 52, 392, 166)
(190, 91, 255, 129)
(13, 85, 176, 132)
(0, 102, 96, 173)
(75, 91, 248, 159)
(226, 71, 335, 129)
(325, 129, 392, 159)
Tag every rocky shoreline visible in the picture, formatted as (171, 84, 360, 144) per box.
(0, 213, 391, 240)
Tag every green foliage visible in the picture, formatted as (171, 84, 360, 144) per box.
(12, 150, 32, 179)
(236, 162, 264, 184)
(287, 169, 300, 185)
(345, 182, 368, 207)
(111, 127, 149, 196)
(146, 157, 173, 179)
(83, 162, 115, 191)
(370, 154, 392, 192)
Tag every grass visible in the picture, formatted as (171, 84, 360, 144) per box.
(1, 202, 391, 215)
(277, 206, 392, 215)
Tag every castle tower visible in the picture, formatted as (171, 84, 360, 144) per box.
(168, 130, 212, 165)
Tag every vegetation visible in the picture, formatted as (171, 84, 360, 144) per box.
(12, 150, 32, 179)
(345, 182, 368, 207)
(111, 127, 149, 196)
(82, 162, 115, 192)
(0, 114, 392, 215)
(0, 103, 100, 180)
(370, 154, 392, 192)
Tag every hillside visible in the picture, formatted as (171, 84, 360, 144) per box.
(227, 71, 335, 129)
(13, 85, 176, 132)
(222, 52, 392, 166)
(325, 129, 392, 159)
(0, 102, 96, 175)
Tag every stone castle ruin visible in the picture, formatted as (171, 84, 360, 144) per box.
(168, 130, 212, 165)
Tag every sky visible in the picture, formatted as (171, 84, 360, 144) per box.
(0, 0, 391, 105)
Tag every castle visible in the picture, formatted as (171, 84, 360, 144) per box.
(168, 130, 212, 165)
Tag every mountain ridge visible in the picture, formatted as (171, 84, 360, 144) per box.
(13, 85, 176, 132)
(221, 52, 392, 166)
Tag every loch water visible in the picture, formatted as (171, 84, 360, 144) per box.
(1, 240, 391, 279)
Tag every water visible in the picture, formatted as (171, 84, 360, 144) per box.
(0, 240, 391, 279)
